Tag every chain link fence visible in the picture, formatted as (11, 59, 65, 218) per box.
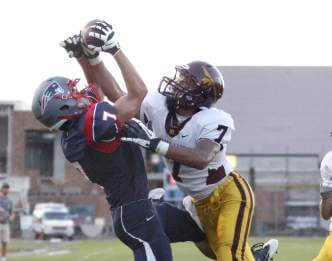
(234, 153, 324, 236)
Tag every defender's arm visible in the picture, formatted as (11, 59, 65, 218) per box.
(120, 120, 221, 170)
(166, 140, 220, 170)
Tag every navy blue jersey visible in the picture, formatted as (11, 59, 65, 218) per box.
(61, 101, 148, 208)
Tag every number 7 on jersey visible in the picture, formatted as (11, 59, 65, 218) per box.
(103, 111, 117, 121)
(214, 124, 228, 144)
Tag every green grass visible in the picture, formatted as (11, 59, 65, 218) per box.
(7, 236, 326, 261)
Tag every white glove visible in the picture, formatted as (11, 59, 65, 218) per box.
(85, 20, 120, 55)
(81, 41, 100, 59)
(121, 119, 169, 156)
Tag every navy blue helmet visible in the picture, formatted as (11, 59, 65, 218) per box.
(32, 76, 101, 130)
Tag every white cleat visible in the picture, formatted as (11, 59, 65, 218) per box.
(251, 239, 279, 261)
(264, 239, 279, 260)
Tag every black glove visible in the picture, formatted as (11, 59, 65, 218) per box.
(59, 34, 83, 58)
(59, 34, 99, 60)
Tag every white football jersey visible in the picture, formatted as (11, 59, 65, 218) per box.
(320, 151, 332, 231)
(321, 151, 332, 184)
(140, 90, 235, 200)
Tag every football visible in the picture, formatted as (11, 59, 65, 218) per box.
(81, 19, 105, 48)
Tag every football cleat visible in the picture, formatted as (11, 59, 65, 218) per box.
(251, 239, 279, 261)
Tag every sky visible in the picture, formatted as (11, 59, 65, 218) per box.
(2, 0, 332, 107)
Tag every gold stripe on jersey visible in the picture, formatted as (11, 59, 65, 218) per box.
(194, 172, 255, 261)
(312, 232, 332, 261)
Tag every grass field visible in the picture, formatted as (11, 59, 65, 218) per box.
(6, 236, 325, 261)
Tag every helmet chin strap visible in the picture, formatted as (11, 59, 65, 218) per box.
(49, 119, 68, 131)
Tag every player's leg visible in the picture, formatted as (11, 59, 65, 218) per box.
(153, 201, 205, 243)
(0, 225, 5, 261)
(112, 199, 173, 261)
(151, 187, 277, 261)
(312, 233, 332, 261)
(194, 240, 216, 260)
(1, 224, 9, 261)
(1, 242, 6, 261)
(150, 188, 215, 259)
(153, 200, 216, 259)
(222, 173, 255, 261)
(195, 172, 255, 261)
(182, 193, 278, 261)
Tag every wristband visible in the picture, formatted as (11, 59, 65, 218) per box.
(108, 43, 121, 56)
(155, 140, 169, 156)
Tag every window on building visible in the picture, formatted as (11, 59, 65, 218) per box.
(0, 115, 8, 174)
(25, 130, 54, 177)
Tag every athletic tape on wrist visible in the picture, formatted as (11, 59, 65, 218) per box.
(155, 141, 169, 156)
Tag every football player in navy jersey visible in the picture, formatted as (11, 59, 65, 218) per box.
(32, 20, 214, 261)
(31, 19, 175, 260)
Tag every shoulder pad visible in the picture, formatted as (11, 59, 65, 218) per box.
(195, 107, 235, 130)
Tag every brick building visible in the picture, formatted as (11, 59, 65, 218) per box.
(0, 102, 110, 220)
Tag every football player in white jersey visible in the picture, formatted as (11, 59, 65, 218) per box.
(122, 61, 278, 261)
(312, 151, 332, 261)
(139, 62, 234, 201)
